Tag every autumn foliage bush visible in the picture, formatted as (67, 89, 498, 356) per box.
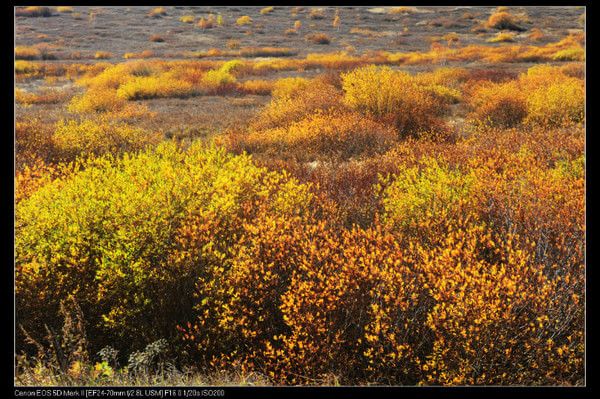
(468, 65, 584, 128)
(16, 142, 316, 358)
(486, 11, 524, 31)
(15, 45, 585, 386)
(238, 110, 396, 162)
(341, 65, 449, 136)
(52, 118, 161, 161)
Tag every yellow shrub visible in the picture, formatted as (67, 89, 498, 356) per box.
(342, 65, 446, 135)
(389, 6, 417, 14)
(116, 75, 196, 100)
(16, 142, 314, 358)
(271, 77, 311, 99)
(201, 69, 236, 94)
(52, 118, 160, 160)
(518, 65, 585, 127)
(525, 78, 584, 127)
(380, 158, 475, 234)
(148, 7, 167, 18)
(236, 15, 252, 26)
(260, 6, 274, 15)
(68, 87, 125, 114)
(552, 47, 584, 61)
(241, 110, 397, 161)
(252, 81, 343, 130)
(180, 15, 195, 23)
(238, 79, 274, 95)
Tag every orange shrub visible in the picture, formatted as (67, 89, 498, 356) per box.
(149, 34, 165, 43)
(528, 28, 545, 42)
(486, 11, 524, 31)
(238, 110, 397, 162)
(468, 80, 527, 128)
(417, 220, 580, 385)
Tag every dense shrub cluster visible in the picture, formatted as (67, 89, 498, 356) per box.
(15, 38, 585, 385)
(16, 142, 315, 358)
(17, 123, 584, 385)
(469, 65, 584, 128)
